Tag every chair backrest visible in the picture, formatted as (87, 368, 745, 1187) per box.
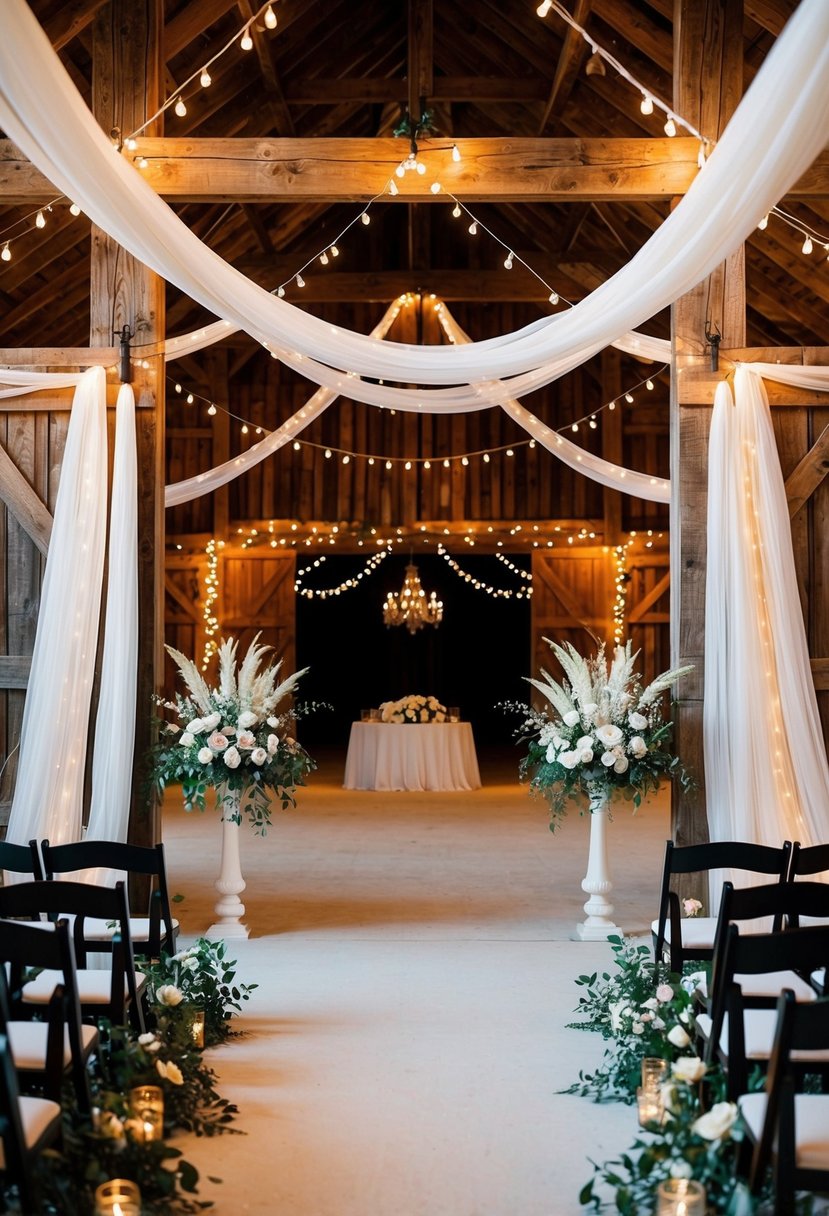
(41, 838, 174, 955)
(789, 841, 829, 880)
(0, 1032, 32, 1189)
(0, 838, 41, 878)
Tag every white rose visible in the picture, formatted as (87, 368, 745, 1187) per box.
(576, 735, 594, 751)
(198, 747, 213, 764)
(579, 748, 594, 764)
(629, 711, 649, 730)
(238, 710, 258, 729)
(138, 1032, 157, 1046)
(601, 750, 617, 767)
(223, 746, 241, 769)
(613, 755, 630, 774)
(683, 898, 703, 918)
(559, 750, 580, 770)
(632, 1022, 645, 1035)
(596, 723, 624, 747)
(251, 747, 268, 765)
(640, 1011, 654, 1023)
(267, 733, 279, 755)
(667, 1025, 691, 1049)
(642, 997, 659, 1011)
(221, 725, 236, 736)
(692, 1102, 738, 1141)
(202, 712, 221, 731)
(672, 1056, 707, 1084)
(656, 984, 674, 1003)
(187, 718, 205, 735)
(652, 1017, 665, 1031)
(207, 730, 228, 752)
(563, 710, 580, 728)
(670, 1160, 693, 1180)
(237, 730, 256, 750)
(179, 732, 194, 747)
(156, 984, 184, 1007)
(629, 736, 648, 758)
(267, 716, 280, 728)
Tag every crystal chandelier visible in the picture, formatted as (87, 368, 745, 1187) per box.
(383, 563, 443, 634)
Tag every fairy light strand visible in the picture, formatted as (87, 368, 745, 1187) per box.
(294, 548, 391, 598)
(437, 544, 533, 600)
(201, 538, 223, 669)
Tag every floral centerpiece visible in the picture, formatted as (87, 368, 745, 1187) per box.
(379, 694, 447, 723)
(517, 639, 692, 829)
(152, 634, 315, 834)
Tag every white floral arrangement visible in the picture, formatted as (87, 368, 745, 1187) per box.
(151, 634, 315, 833)
(379, 694, 447, 723)
(518, 639, 692, 827)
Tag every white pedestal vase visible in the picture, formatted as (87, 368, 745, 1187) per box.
(205, 786, 250, 940)
(574, 784, 619, 941)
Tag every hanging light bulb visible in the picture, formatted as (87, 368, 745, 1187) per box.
(69, 202, 81, 216)
(757, 213, 769, 231)
(625, 392, 634, 403)
(320, 251, 329, 265)
(174, 383, 182, 394)
(461, 456, 469, 466)
(504, 252, 514, 269)
(395, 163, 406, 178)
(385, 460, 393, 470)
(200, 67, 212, 87)
(571, 422, 579, 432)
(277, 285, 285, 297)
(264, 4, 277, 28)
(404, 460, 412, 470)
(468, 221, 478, 235)
(608, 400, 616, 411)
(423, 460, 431, 469)
(174, 96, 187, 117)
(296, 273, 305, 287)
(324, 448, 332, 459)
(342, 454, 350, 464)
(1, 243, 11, 262)
(589, 416, 598, 429)
(241, 424, 249, 434)
(240, 26, 253, 50)
(640, 94, 654, 116)
(452, 203, 461, 218)
(430, 181, 441, 194)
(293, 440, 301, 450)
(35, 210, 46, 229)
(664, 115, 677, 137)
(125, 137, 138, 151)
(330, 245, 339, 257)
(482, 452, 490, 463)
(548, 291, 559, 305)
(361, 212, 371, 225)
(537, 0, 552, 14)
(802, 235, 814, 255)
(646, 379, 654, 391)
(207, 403, 217, 416)
(186, 393, 194, 404)
(452, 143, 461, 162)
(389, 178, 399, 194)
(136, 155, 148, 169)
(416, 161, 426, 175)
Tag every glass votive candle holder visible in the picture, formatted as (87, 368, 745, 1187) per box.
(360, 708, 371, 722)
(656, 1178, 706, 1215)
(641, 1056, 669, 1094)
(448, 707, 460, 722)
(94, 1178, 141, 1215)
(129, 1084, 164, 1141)
(190, 1008, 206, 1049)
(636, 1085, 664, 1127)
(369, 707, 380, 722)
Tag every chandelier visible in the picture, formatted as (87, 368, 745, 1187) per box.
(383, 563, 443, 634)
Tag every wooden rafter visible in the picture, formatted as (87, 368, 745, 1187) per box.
(785, 425, 829, 518)
(0, 441, 52, 554)
(236, 0, 295, 136)
(539, 0, 592, 135)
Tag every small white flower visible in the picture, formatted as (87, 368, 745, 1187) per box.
(156, 984, 184, 1007)
(187, 718, 205, 735)
(582, 702, 598, 720)
(267, 733, 279, 755)
(238, 710, 258, 730)
(579, 748, 594, 764)
(596, 723, 624, 747)
(629, 711, 648, 731)
(197, 747, 213, 764)
(224, 746, 241, 769)
(207, 730, 228, 752)
(683, 898, 703, 918)
(628, 735, 648, 759)
(656, 984, 674, 1003)
(545, 743, 557, 763)
(672, 1056, 707, 1084)
(613, 755, 629, 774)
(138, 1032, 157, 1046)
(639, 1011, 654, 1023)
(631, 1022, 645, 1035)
(652, 1016, 665, 1031)
(559, 750, 580, 770)
(251, 747, 268, 765)
(576, 735, 594, 751)
(667, 1025, 691, 1049)
(692, 1102, 738, 1141)
(266, 716, 280, 728)
(601, 750, 617, 767)
(202, 712, 221, 731)
(237, 730, 256, 750)
(179, 732, 195, 747)
(563, 710, 580, 728)
(539, 725, 556, 746)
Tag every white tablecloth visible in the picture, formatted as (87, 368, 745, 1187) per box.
(343, 722, 482, 792)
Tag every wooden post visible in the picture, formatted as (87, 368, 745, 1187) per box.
(90, 0, 165, 848)
(671, 0, 744, 852)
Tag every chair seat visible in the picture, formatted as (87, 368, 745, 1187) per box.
(739, 1092, 829, 1171)
(21, 968, 146, 1005)
(652, 916, 719, 949)
(697, 1010, 829, 1063)
(0, 1095, 61, 1167)
(695, 969, 817, 1003)
(7, 1021, 98, 1070)
(31, 912, 179, 943)
(812, 968, 826, 993)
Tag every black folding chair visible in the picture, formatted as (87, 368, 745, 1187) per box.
(652, 839, 792, 975)
(695, 923, 829, 1099)
(0, 880, 146, 1032)
(789, 841, 829, 882)
(0, 838, 41, 880)
(0, 917, 97, 1112)
(0, 1033, 61, 1215)
(39, 838, 179, 958)
(739, 990, 829, 1216)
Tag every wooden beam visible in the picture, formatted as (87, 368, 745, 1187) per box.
(785, 425, 829, 518)
(676, 347, 829, 404)
(539, 0, 592, 135)
(45, 0, 110, 50)
(236, 0, 295, 136)
(408, 0, 433, 122)
(0, 655, 32, 690)
(811, 658, 829, 690)
(0, 348, 117, 366)
(165, 0, 238, 60)
(282, 76, 549, 103)
(628, 570, 671, 624)
(0, 441, 53, 555)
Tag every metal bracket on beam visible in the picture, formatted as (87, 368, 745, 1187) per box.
(115, 324, 133, 384)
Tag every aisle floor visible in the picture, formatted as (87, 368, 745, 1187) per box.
(164, 750, 669, 1215)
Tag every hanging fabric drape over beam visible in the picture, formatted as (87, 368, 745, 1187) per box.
(0, 0, 827, 402)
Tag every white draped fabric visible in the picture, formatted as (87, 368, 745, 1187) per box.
(86, 385, 138, 850)
(704, 370, 829, 864)
(4, 368, 108, 853)
(0, 0, 826, 404)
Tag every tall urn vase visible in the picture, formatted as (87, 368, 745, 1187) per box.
(575, 784, 619, 941)
(205, 785, 250, 940)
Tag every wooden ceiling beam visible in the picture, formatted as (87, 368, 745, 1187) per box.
(236, 0, 295, 136)
(164, 0, 238, 61)
(280, 76, 549, 104)
(44, 0, 109, 51)
(539, 0, 592, 136)
(407, 0, 433, 124)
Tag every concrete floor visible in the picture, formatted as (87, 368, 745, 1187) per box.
(164, 749, 670, 1215)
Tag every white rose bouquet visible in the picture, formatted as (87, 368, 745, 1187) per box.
(151, 634, 315, 833)
(379, 694, 447, 724)
(517, 639, 692, 829)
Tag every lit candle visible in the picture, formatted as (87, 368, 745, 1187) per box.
(94, 1178, 141, 1215)
(191, 1009, 206, 1049)
(656, 1178, 706, 1215)
(128, 1085, 164, 1141)
(641, 1057, 668, 1095)
(636, 1086, 664, 1128)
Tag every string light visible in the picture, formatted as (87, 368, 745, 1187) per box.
(35, 210, 46, 229)
(452, 144, 461, 162)
(174, 97, 187, 118)
(240, 27, 254, 51)
(438, 545, 532, 600)
(495, 553, 533, 581)
(1, 244, 10, 262)
(199, 68, 212, 88)
(69, 202, 81, 216)
(611, 540, 632, 645)
(201, 538, 223, 669)
(264, 4, 278, 29)
(295, 548, 390, 599)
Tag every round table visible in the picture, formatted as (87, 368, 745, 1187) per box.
(343, 722, 482, 791)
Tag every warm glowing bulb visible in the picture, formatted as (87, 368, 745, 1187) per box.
(35, 210, 46, 228)
(664, 115, 677, 137)
(325, 448, 332, 458)
(277, 285, 285, 297)
(264, 4, 277, 28)
(241, 424, 249, 434)
(608, 400, 616, 411)
(361, 213, 370, 225)
(200, 67, 212, 87)
(504, 252, 514, 269)
(293, 440, 300, 450)
(320, 251, 329, 264)
(175, 383, 182, 393)
(416, 161, 426, 175)
(757, 213, 769, 231)
(395, 164, 405, 178)
(468, 221, 477, 235)
(571, 422, 579, 432)
(342, 454, 350, 464)
(537, 0, 551, 14)
(640, 94, 653, 116)
(461, 456, 469, 466)
(174, 96, 187, 117)
(646, 379, 654, 390)
(69, 202, 81, 216)
(452, 143, 460, 162)
(1, 243, 10, 262)
(625, 392, 634, 403)
(330, 245, 339, 257)
(125, 137, 138, 152)
(452, 203, 461, 218)
(240, 28, 253, 50)
(385, 460, 392, 470)
(296, 273, 305, 287)
(430, 181, 441, 194)
(424, 460, 431, 469)
(548, 291, 559, 305)
(207, 403, 217, 416)
(802, 235, 813, 255)
(136, 155, 148, 169)
(186, 393, 194, 404)
(482, 452, 490, 463)
(389, 178, 399, 194)
(405, 460, 412, 470)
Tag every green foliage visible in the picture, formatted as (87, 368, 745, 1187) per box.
(139, 938, 257, 1046)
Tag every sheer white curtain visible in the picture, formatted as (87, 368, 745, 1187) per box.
(0, 0, 827, 400)
(4, 368, 108, 854)
(704, 370, 829, 868)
